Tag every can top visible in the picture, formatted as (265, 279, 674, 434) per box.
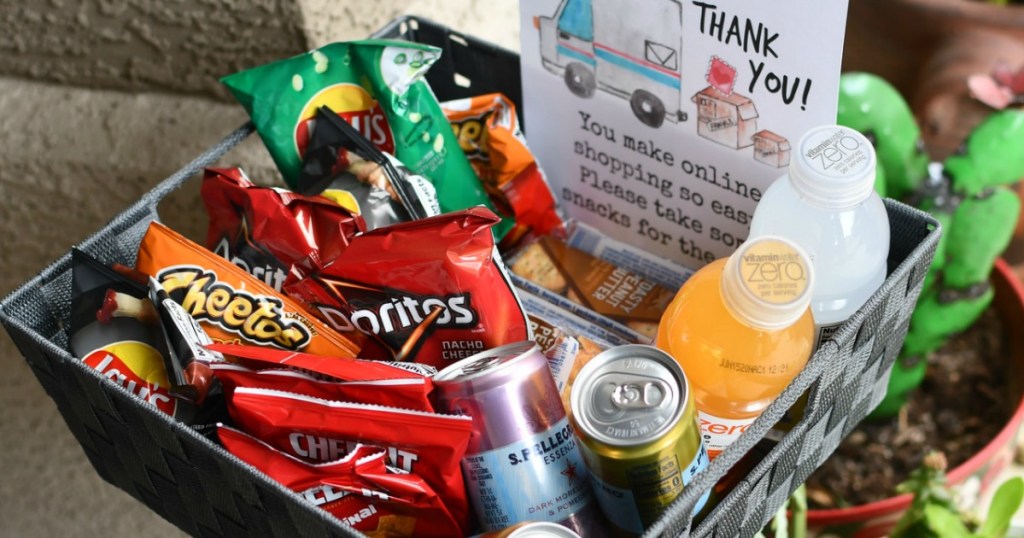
(433, 341, 542, 386)
(486, 522, 581, 538)
(571, 345, 688, 447)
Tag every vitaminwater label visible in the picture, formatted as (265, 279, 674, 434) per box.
(739, 239, 810, 305)
(461, 417, 593, 531)
(814, 321, 843, 351)
(591, 443, 711, 533)
(698, 411, 756, 459)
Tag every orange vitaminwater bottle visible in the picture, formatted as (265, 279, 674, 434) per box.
(656, 236, 815, 459)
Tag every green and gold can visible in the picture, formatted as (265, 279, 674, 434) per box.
(569, 344, 709, 536)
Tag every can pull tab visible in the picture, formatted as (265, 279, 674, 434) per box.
(611, 381, 668, 409)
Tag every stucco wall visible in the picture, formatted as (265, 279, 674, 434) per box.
(0, 0, 420, 98)
(301, 0, 522, 51)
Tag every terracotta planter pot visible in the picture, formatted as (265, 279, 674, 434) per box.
(843, 0, 1024, 160)
(806, 258, 1024, 537)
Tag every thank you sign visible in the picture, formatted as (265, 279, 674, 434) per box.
(520, 0, 849, 269)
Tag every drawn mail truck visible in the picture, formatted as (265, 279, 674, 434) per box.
(535, 0, 684, 128)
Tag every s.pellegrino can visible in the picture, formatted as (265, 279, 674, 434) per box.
(433, 341, 599, 534)
(570, 344, 710, 535)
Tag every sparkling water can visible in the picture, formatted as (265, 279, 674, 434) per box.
(433, 341, 599, 534)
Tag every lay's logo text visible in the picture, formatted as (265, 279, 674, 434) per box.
(84, 343, 176, 415)
(157, 266, 312, 350)
(294, 83, 395, 157)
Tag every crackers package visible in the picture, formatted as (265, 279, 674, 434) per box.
(508, 236, 675, 343)
(528, 311, 608, 414)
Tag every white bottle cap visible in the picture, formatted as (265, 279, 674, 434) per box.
(721, 236, 814, 330)
(789, 125, 877, 209)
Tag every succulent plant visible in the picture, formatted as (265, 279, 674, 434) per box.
(837, 72, 1024, 418)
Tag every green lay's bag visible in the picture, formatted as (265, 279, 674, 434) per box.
(221, 40, 512, 240)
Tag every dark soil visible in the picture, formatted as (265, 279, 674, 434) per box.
(804, 307, 1016, 509)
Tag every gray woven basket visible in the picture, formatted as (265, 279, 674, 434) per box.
(0, 16, 940, 538)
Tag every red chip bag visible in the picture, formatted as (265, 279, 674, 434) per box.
(202, 167, 365, 290)
(285, 207, 530, 368)
(218, 426, 461, 537)
(205, 343, 436, 381)
(135, 222, 361, 357)
(209, 362, 434, 412)
(228, 387, 473, 534)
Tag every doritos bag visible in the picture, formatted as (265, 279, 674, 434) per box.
(135, 222, 361, 357)
(285, 208, 530, 368)
(227, 387, 473, 534)
(442, 93, 565, 249)
(220, 40, 512, 239)
(218, 427, 461, 537)
(201, 167, 365, 290)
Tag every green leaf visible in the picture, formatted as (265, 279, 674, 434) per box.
(924, 504, 972, 537)
(979, 477, 1024, 538)
(773, 501, 789, 537)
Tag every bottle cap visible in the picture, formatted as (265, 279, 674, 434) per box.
(789, 125, 877, 209)
(721, 236, 813, 330)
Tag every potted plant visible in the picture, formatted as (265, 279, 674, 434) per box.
(889, 451, 1024, 537)
(800, 72, 1024, 537)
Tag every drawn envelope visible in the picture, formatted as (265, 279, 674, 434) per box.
(645, 40, 678, 71)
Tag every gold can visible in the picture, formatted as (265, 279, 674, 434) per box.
(569, 345, 709, 536)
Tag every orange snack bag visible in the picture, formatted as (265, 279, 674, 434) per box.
(442, 93, 565, 248)
(135, 222, 361, 357)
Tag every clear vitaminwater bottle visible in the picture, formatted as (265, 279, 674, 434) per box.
(748, 125, 890, 350)
(655, 236, 815, 459)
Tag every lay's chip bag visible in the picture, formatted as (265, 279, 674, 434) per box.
(221, 40, 513, 239)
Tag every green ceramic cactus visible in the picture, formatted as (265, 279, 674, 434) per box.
(837, 72, 1024, 419)
(837, 73, 930, 200)
(945, 111, 1024, 196)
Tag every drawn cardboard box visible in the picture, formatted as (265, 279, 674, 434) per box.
(692, 86, 758, 149)
(752, 130, 791, 168)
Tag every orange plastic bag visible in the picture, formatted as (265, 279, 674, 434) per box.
(135, 222, 361, 358)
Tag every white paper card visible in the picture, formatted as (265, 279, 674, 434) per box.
(520, 0, 849, 270)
